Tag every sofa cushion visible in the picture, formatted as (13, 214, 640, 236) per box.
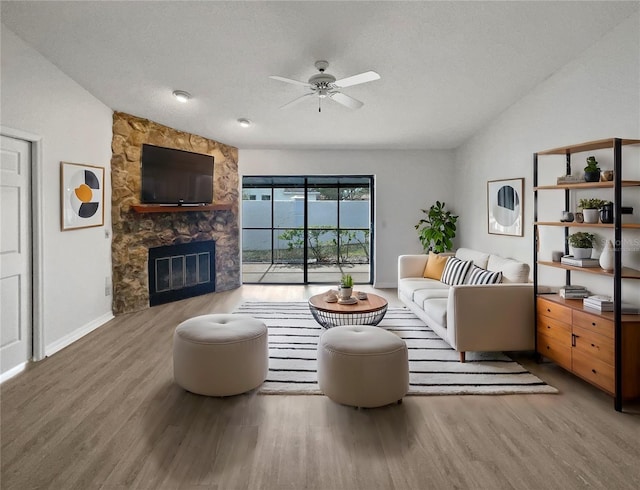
(423, 251, 449, 279)
(414, 288, 450, 305)
(487, 255, 529, 283)
(467, 266, 503, 285)
(441, 257, 473, 286)
(398, 278, 449, 301)
(422, 298, 448, 327)
(455, 248, 489, 269)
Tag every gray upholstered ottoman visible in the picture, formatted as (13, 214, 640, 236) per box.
(173, 314, 268, 396)
(317, 325, 409, 408)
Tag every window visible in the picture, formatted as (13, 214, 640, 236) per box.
(242, 176, 374, 285)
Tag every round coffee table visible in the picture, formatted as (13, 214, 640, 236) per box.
(308, 292, 388, 328)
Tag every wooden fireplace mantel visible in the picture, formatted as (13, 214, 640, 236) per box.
(131, 203, 233, 214)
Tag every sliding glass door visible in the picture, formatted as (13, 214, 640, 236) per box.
(242, 176, 373, 284)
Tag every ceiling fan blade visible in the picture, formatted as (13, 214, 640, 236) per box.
(279, 92, 314, 109)
(269, 75, 311, 87)
(333, 70, 380, 88)
(329, 92, 364, 110)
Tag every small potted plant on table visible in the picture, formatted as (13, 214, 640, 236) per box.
(567, 232, 596, 259)
(339, 274, 354, 300)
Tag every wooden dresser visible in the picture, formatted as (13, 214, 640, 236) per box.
(537, 295, 640, 400)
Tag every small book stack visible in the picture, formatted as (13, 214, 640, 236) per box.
(583, 295, 614, 311)
(560, 256, 600, 268)
(559, 285, 589, 299)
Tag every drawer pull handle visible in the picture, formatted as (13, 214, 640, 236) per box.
(592, 322, 596, 326)
(592, 369, 597, 374)
(546, 346, 550, 350)
(591, 343, 596, 347)
(547, 308, 551, 312)
(547, 325, 551, 329)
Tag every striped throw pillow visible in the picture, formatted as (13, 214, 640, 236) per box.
(467, 266, 503, 285)
(440, 257, 473, 286)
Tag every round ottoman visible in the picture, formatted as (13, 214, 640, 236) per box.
(173, 314, 268, 396)
(317, 325, 409, 408)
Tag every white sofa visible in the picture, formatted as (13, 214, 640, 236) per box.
(398, 248, 534, 362)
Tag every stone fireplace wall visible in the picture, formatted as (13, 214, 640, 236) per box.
(110, 112, 239, 314)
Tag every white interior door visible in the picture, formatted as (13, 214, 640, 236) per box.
(1, 135, 32, 374)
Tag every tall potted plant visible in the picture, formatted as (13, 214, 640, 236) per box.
(415, 201, 458, 253)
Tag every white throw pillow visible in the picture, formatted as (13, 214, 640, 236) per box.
(441, 257, 473, 286)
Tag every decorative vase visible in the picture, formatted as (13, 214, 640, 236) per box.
(582, 209, 599, 223)
(599, 240, 614, 271)
(572, 247, 592, 259)
(599, 203, 614, 224)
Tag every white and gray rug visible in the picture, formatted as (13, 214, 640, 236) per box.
(235, 302, 558, 396)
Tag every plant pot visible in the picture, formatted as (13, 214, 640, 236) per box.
(572, 247, 592, 259)
(338, 286, 353, 300)
(582, 209, 599, 223)
(584, 171, 600, 182)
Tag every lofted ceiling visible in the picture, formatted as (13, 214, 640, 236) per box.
(1, 1, 637, 150)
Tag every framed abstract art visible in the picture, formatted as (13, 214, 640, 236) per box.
(60, 162, 105, 230)
(487, 178, 523, 236)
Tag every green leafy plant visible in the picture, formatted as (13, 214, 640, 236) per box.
(340, 274, 353, 288)
(567, 232, 596, 249)
(578, 198, 609, 209)
(584, 156, 600, 173)
(415, 201, 458, 253)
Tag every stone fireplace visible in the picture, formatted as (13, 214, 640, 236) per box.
(110, 112, 240, 314)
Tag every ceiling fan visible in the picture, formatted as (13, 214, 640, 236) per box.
(269, 60, 380, 112)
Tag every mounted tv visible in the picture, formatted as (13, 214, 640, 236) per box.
(141, 144, 214, 205)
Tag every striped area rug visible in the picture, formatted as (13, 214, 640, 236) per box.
(235, 302, 557, 395)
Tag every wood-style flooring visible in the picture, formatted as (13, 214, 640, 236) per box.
(1, 285, 639, 489)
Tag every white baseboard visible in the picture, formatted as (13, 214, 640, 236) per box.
(45, 312, 114, 358)
(0, 362, 27, 384)
(373, 282, 397, 289)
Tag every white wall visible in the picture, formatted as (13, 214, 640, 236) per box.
(1, 26, 114, 358)
(454, 13, 640, 301)
(239, 150, 455, 287)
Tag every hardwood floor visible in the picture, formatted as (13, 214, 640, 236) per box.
(2, 285, 639, 489)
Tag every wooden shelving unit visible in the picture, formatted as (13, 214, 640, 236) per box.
(533, 137, 640, 412)
(131, 203, 233, 213)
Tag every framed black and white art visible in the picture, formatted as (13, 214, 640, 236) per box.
(487, 178, 523, 236)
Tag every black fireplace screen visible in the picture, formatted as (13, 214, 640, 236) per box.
(148, 240, 215, 306)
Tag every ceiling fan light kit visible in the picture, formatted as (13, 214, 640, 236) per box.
(172, 90, 191, 103)
(270, 60, 380, 112)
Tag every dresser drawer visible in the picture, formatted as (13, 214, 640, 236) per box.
(572, 349, 615, 394)
(536, 316, 571, 344)
(573, 310, 614, 338)
(572, 325, 614, 365)
(537, 332, 571, 371)
(537, 297, 572, 324)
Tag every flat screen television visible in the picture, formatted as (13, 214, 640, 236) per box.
(141, 144, 214, 205)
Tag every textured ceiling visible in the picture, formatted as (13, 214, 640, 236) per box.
(1, 1, 637, 150)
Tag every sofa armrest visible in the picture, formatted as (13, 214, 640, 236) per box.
(447, 283, 534, 352)
(398, 254, 429, 280)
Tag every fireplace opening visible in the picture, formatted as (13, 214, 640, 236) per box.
(148, 240, 215, 306)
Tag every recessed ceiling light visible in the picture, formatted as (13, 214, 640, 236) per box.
(237, 118, 252, 128)
(172, 90, 191, 103)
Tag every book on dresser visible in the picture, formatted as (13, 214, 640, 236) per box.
(560, 256, 600, 268)
(583, 295, 613, 311)
(559, 285, 589, 299)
